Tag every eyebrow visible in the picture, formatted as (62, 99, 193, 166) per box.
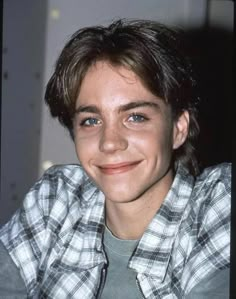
(118, 101, 160, 113)
(75, 105, 99, 114)
(75, 100, 161, 115)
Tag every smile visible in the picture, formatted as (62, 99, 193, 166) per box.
(98, 161, 141, 175)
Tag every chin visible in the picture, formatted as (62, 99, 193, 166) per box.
(101, 185, 145, 204)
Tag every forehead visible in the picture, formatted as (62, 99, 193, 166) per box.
(81, 61, 140, 88)
(77, 61, 166, 107)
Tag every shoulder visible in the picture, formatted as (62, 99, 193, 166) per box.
(185, 268, 230, 299)
(195, 162, 231, 193)
(191, 162, 231, 210)
(26, 164, 99, 212)
(189, 162, 231, 234)
(17, 164, 101, 236)
(0, 164, 101, 295)
(0, 164, 100, 253)
(180, 163, 231, 293)
(34, 163, 92, 194)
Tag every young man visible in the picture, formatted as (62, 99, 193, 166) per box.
(0, 19, 230, 298)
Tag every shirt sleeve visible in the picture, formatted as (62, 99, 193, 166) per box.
(185, 268, 229, 299)
(0, 170, 55, 296)
(0, 165, 86, 297)
(0, 240, 27, 298)
(181, 163, 231, 295)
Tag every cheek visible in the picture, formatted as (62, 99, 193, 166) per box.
(74, 135, 96, 163)
(150, 131, 173, 164)
(131, 126, 172, 151)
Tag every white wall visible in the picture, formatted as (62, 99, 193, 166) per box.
(1, 1, 47, 225)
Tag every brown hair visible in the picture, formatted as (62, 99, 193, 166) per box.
(45, 19, 200, 175)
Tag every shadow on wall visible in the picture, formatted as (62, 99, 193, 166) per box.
(184, 26, 232, 169)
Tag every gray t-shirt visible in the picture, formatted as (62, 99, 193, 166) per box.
(0, 239, 230, 298)
(0, 241, 27, 298)
(100, 225, 230, 299)
(100, 226, 143, 299)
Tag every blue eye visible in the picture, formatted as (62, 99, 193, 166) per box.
(128, 114, 147, 122)
(80, 118, 101, 126)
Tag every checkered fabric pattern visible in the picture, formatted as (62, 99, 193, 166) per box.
(0, 163, 230, 298)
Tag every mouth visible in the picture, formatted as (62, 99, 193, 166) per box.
(98, 161, 142, 175)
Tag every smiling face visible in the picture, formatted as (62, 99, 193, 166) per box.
(73, 61, 189, 206)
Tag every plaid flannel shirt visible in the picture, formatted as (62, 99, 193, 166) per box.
(0, 163, 230, 298)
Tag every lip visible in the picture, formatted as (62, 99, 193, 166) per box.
(98, 161, 141, 175)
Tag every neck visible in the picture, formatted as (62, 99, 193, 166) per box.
(105, 168, 173, 240)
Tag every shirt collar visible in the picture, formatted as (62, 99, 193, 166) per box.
(61, 183, 106, 270)
(129, 164, 194, 281)
(71, 164, 194, 274)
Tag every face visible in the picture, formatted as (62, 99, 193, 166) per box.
(73, 61, 188, 205)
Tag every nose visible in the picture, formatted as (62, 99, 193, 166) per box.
(99, 124, 128, 153)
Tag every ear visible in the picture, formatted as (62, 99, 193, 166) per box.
(173, 110, 189, 150)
